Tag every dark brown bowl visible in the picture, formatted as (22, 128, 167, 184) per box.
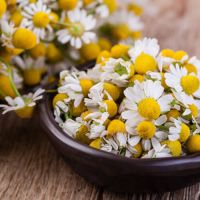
(39, 66, 200, 193)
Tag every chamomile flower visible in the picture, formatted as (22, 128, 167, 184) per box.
(56, 9, 96, 48)
(21, 0, 53, 41)
(98, 58, 134, 87)
(122, 80, 173, 124)
(0, 88, 44, 118)
(165, 64, 200, 97)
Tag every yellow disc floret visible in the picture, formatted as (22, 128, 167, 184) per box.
(96, 50, 111, 64)
(179, 123, 190, 143)
(15, 106, 34, 119)
(129, 74, 144, 83)
(58, 0, 78, 10)
(180, 75, 200, 95)
(103, 100, 118, 118)
(12, 28, 37, 50)
(103, 0, 117, 13)
(81, 110, 92, 121)
(161, 49, 175, 58)
(80, 79, 94, 97)
(174, 50, 187, 61)
(80, 43, 101, 61)
(52, 93, 68, 107)
(0, 75, 16, 98)
(98, 38, 111, 51)
(135, 53, 157, 74)
(71, 101, 87, 117)
(46, 43, 63, 63)
(136, 121, 156, 139)
(111, 44, 129, 58)
(138, 98, 161, 120)
(112, 24, 130, 40)
(76, 125, 91, 144)
(187, 135, 200, 153)
(33, 12, 50, 28)
(107, 119, 126, 135)
(184, 64, 197, 74)
(162, 140, 182, 157)
(29, 43, 46, 58)
(167, 109, 180, 120)
(10, 10, 23, 26)
(103, 82, 120, 101)
(23, 69, 41, 86)
(89, 138, 102, 149)
(132, 143, 143, 158)
(0, 0, 6, 18)
(128, 4, 143, 16)
(189, 104, 198, 118)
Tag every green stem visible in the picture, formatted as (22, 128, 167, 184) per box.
(46, 89, 57, 93)
(50, 21, 72, 27)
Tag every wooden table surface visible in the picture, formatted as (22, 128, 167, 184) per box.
(1, 0, 200, 199)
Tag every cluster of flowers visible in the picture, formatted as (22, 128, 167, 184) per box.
(0, 0, 144, 118)
(53, 38, 200, 158)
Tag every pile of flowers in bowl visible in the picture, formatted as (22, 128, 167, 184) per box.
(52, 38, 200, 159)
(0, 0, 144, 118)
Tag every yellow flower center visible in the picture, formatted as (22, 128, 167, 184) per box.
(180, 75, 200, 95)
(189, 104, 198, 118)
(10, 10, 23, 26)
(179, 123, 190, 143)
(161, 49, 175, 58)
(136, 121, 156, 139)
(69, 22, 84, 37)
(80, 43, 101, 61)
(15, 106, 34, 119)
(162, 140, 182, 157)
(33, 12, 50, 28)
(103, 0, 117, 13)
(128, 4, 143, 16)
(0, 75, 16, 98)
(103, 82, 120, 101)
(81, 110, 92, 121)
(89, 138, 102, 149)
(98, 38, 111, 51)
(12, 28, 37, 50)
(0, 0, 7, 18)
(166, 109, 180, 120)
(76, 125, 91, 144)
(173, 50, 187, 61)
(96, 50, 111, 64)
(70, 101, 87, 117)
(129, 74, 144, 83)
(23, 69, 41, 86)
(111, 44, 129, 59)
(187, 135, 200, 153)
(113, 24, 130, 40)
(138, 98, 161, 120)
(132, 143, 143, 158)
(130, 31, 142, 40)
(184, 64, 197, 74)
(103, 100, 118, 118)
(29, 43, 46, 58)
(107, 119, 126, 135)
(58, 0, 78, 10)
(135, 53, 157, 74)
(79, 79, 94, 97)
(52, 93, 68, 107)
(46, 43, 63, 63)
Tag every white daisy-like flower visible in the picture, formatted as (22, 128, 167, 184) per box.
(0, 20, 16, 48)
(122, 80, 173, 125)
(165, 64, 200, 97)
(56, 9, 96, 49)
(128, 37, 160, 61)
(97, 58, 134, 87)
(21, 0, 53, 40)
(0, 88, 45, 114)
(12, 56, 46, 71)
(109, 10, 143, 32)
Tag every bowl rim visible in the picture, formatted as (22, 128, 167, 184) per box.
(40, 90, 200, 172)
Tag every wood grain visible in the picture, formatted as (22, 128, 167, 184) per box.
(1, 0, 200, 199)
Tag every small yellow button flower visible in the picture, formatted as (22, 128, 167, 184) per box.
(10, 10, 23, 26)
(130, 31, 142, 40)
(112, 24, 130, 40)
(0, 75, 16, 98)
(187, 135, 200, 153)
(132, 143, 143, 158)
(103, 82, 120, 101)
(129, 74, 144, 83)
(136, 121, 156, 139)
(0, 0, 6, 18)
(174, 50, 187, 61)
(98, 38, 112, 51)
(184, 64, 197, 74)
(179, 123, 190, 143)
(5, 46, 24, 56)
(89, 138, 102, 149)
(33, 11, 50, 28)
(96, 50, 111, 64)
(111, 44, 129, 58)
(161, 49, 175, 58)
(15, 106, 34, 119)
(29, 43, 46, 58)
(128, 4, 143, 16)
(135, 53, 157, 74)
(23, 69, 41, 86)
(180, 75, 200, 95)
(81, 110, 92, 121)
(167, 109, 180, 120)
(103, 0, 117, 13)
(107, 119, 126, 135)
(52, 93, 68, 107)
(71, 101, 87, 117)
(103, 100, 118, 118)
(80, 79, 94, 97)
(12, 28, 37, 50)
(58, 0, 78, 10)
(46, 44, 63, 63)
(49, 12, 59, 28)
(162, 140, 182, 157)
(76, 125, 91, 144)
(80, 43, 101, 61)
(138, 98, 161, 120)
(188, 104, 198, 118)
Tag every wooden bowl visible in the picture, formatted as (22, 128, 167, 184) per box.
(39, 64, 200, 193)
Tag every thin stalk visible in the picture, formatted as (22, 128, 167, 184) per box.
(50, 21, 72, 27)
